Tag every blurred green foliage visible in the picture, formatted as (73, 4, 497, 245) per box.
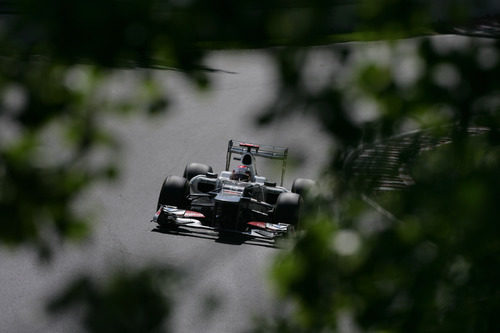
(260, 33, 500, 333)
(265, 135, 500, 332)
(48, 266, 177, 332)
(1, 0, 500, 332)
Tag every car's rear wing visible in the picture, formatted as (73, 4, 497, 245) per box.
(225, 139, 288, 186)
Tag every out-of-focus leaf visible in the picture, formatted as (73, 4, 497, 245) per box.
(48, 266, 177, 333)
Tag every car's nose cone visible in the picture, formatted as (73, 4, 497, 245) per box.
(215, 191, 241, 203)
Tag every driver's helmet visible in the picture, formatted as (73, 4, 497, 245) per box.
(231, 165, 251, 182)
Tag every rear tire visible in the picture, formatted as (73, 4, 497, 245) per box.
(292, 178, 315, 197)
(183, 163, 213, 181)
(157, 175, 189, 210)
(274, 192, 301, 227)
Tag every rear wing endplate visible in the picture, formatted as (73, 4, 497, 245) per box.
(225, 139, 288, 186)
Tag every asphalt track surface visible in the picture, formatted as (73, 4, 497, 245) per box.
(0, 50, 330, 332)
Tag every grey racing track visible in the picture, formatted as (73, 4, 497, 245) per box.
(0, 50, 330, 332)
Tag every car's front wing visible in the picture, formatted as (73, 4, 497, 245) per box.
(152, 205, 293, 240)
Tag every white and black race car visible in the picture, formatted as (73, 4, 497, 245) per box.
(152, 139, 314, 243)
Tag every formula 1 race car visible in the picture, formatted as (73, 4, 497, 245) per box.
(152, 139, 314, 244)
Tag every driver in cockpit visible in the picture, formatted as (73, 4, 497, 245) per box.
(231, 165, 251, 182)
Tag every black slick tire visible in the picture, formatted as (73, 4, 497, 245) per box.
(274, 192, 301, 227)
(157, 175, 189, 210)
(183, 163, 213, 181)
(291, 178, 315, 197)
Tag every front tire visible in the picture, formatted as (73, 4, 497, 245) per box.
(274, 192, 301, 227)
(157, 175, 189, 210)
(183, 163, 213, 181)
